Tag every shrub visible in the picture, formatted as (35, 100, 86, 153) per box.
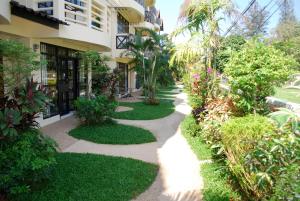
(224, 39, 297, 115)
(201, 97, 236, 145)
(0, 78, 48, 139)
(221, 115, 276, 199)
(270, 164, 300, 201)
(74, 95, 117, 125)
(245, 131, 300, 200)
(0, 129, 56, 196)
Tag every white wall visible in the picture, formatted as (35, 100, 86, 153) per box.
(0, 0, 11, 24)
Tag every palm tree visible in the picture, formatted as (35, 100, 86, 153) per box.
(171, 0, 233, 106)
(125, 28, 170, 104)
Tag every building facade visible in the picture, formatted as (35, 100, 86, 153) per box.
(0, 0, 163, 126)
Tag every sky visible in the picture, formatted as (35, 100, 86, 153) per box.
(156, 0, 300, 41)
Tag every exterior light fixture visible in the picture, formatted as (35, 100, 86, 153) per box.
(33, 44, 39, 52)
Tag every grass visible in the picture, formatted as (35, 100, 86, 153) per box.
(201, 163, 240, 201)
(112, 86, 178, 120)
(181, 115, 211, 160)
(181, 115, 240, 201)
(69, 123, 156, 145)
(17, 153, 158, 201)
(113, 100, 175, 120)
(273, 87, 300, 104)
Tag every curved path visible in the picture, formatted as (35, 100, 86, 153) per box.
(42, 88, 203, 201)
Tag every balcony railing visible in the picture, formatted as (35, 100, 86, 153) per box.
(145, 10, 155, 24)
(116, 34, 134, 49)
(134, 0, 145, 7)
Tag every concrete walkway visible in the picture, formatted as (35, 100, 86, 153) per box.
(42, 88, 203, 201)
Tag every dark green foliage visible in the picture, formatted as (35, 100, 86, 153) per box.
(216, 35, 246, 72)
(0, 129, 56, 196)
(74, 95, 117, 125)
(69, 123, 156, 145)
(17, 153, 158, 201)
(0, 40, 56, 198)
(270, 164, 300, 201)
(245, 131, 300, 200)
(113, 100, 174, 120)
(225, 39, 297, 114)
(201, 163, 241, 201)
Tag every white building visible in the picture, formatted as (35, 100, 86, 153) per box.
(0, 0, 163, 126)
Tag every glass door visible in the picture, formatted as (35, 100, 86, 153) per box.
(58, 59, 78, 115)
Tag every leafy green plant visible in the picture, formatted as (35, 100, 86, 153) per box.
(0, 78, 48, 139)
(268, 108, 299, 134)
(221, 115, 276, 199)
(224, 39, 297, 115)
(216, 35, 246, 72)
(270, 164, 300, 201)
(245, 131, 300, 200)
(74, 95, 117, 125)
(0, 40, 40, 97)
(0, 129, 56, 196)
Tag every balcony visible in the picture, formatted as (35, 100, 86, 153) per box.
(110, 0, 145, 23)
(116, 33, 134, 49)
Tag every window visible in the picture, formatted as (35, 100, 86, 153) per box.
(38, 1, 53, 8)
(117, 13, 129, 33)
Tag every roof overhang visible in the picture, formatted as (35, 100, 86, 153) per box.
(110, 0, 145, 23)
(10, 1, 68, 29)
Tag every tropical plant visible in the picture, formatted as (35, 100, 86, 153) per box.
(0, 40, 40, 98)
(268, 108, 299, 134)
(224, 39, 297, 114)
(0, 41, 56, 198)
(80, 51, 111, 98)
(126, 28, 172, 104)
(171, 0, 233, 107)
(245, 130, 300, 200)
(74, 95, 117, 125)
(0, 129, 56, 197)
(0, 78, 48, 139)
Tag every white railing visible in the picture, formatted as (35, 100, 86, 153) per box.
(91, 0, 105, 32)
(64, 0, 88, 26)
(15, 0, 109, 34)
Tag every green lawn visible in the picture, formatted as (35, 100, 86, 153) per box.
(274, 87, 300, 104)
(181, 115, 240, 201)
(181, 116, 212, 160)
(17, 153, 158, 201)
(69, 123, 156, 144)
(113, 100, 175, 120)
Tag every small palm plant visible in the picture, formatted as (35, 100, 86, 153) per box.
(124, 28, 171, 104)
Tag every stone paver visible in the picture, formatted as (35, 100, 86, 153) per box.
(43, 87, 203, 201)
